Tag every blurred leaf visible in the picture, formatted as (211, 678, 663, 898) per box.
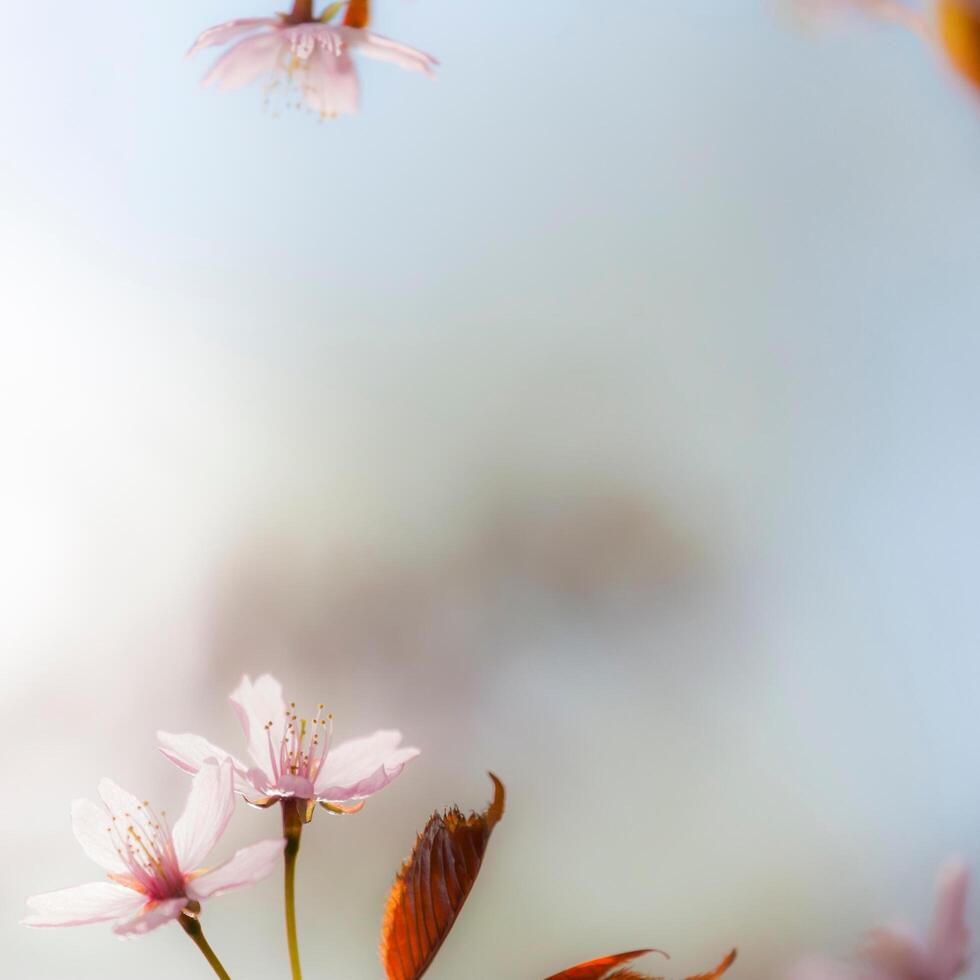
(686, 950, 738, 980)
(318, 1, 346, 22)
(343, 0, 370, 27)
(380, 773, 505, 980)
(545, 948, 737, 980)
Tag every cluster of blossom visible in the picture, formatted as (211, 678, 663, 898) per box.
(24, 674, 418, 977)
(188, 0, 437, 118)
(21, 673, 975, 979)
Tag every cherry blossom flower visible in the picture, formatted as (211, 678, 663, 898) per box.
(187, 0, 437, 118)
(22, 760, 285, 935)
(158, 674, 419, 817)
(787, 860, 971, 980)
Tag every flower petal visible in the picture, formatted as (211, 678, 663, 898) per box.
(300, 46, 360, 117)
(862, 926, 929, 979)
(172, 760, 236, 871)
(344, 28, 438, 76)
(229, 674, 287, 774)
(203, 33, 287, 92)
(276, 773, 315, 799)
(928, 859, 971, 980)
(187, 838, 286, 900)
(22, 882, 144, 928)
(97, 778, 156, 842)
(313, 729, 419, 802)
(187, 17, 280, 57)
(157, 731, 254, 795)
(71, 798, 126, 874)
(113, 897, 186, 937)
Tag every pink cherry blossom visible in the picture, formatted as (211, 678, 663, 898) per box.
(786, 861, 971, 980)
(187, 14, 437, 118)
(22, 760, 285, 934)
(158, 674, 419, 811)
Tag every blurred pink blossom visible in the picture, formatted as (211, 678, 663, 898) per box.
(187, 16, 437, 118)
(788, 861, 971, 980)
(22, 761, 285, 935)
(158, 673, 419, 810)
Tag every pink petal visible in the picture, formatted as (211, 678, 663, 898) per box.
(71, 798, 126, 874)
(113, 897, 186, 937)
(202, 33, 287, 92)
(22, 882, 144, 928)
(172, 760, 235, 872)
(862, 926, 929, 980)
(157, 731, 254, 795)
(299, 47, 360, 117)
(928, 860, 971, 980)
(97, 778, 157, 843)
(343, 28, 438, 76)
(313, 729, 419, 802)
(229, 674, 287, 775)
(186, 839, 286, 900)
(276, 772, 315, 799)
(187, 18, 280, 57)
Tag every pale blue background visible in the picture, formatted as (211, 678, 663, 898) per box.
(4, 2, 980, 978)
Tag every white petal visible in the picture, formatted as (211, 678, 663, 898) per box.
(928, 859, 971, 980)
(187, 17, 280, 57)
(22, 882, 144, 928)
(157, 731, 254, 796)
(343, 28, 438, 76)
(172, 760, 236, 871)
(71, 798, 126, 874)
(229, 674, 287, 774)
(186, 839, 286, 900)
(300, 47, 360, 118)
(275, 773, 314, 799)
(313, 729, 419, 801)
(113, 897, 187, 937)
(203, 34, 287, 93)
(97, 778, 155, 842)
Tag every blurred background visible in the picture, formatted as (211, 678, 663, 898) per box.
(4, 0, 980, 977)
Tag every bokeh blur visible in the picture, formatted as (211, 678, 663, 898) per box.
(4, 1, 980, 977)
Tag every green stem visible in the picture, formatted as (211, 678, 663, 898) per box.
(179, 905, 232, 980)
(282, 800, 305, 980)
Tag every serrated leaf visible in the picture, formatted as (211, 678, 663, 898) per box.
(380, 774, 505, 980)
(545, 948, 737, 980)
(543, 949, 664, 980)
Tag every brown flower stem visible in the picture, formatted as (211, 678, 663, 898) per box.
(282, 799, 305, 980)
(286, 0, 314, 23)
(179, 905, 232, 980)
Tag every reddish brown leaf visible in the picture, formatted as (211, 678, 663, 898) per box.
(686, 949, 737, 980)
(546, 948, 736, 980)
(544, 949, 663, 980)
(380, 773, 505, 980)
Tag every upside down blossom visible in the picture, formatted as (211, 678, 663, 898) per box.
(22, 761, 285, 935)
(788, 860, 971, 980)
(158, 674, 419, 813)
(188, 13, 437, 117)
